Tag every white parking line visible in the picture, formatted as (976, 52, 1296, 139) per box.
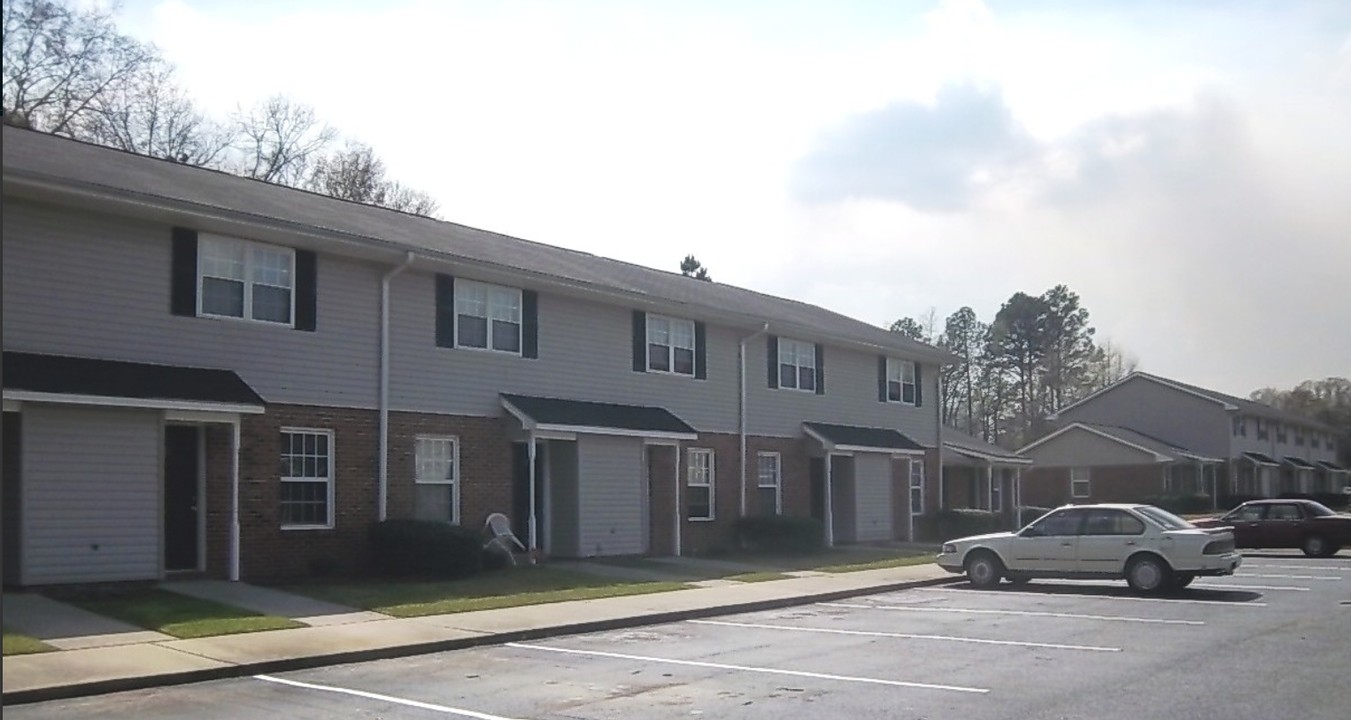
(254, 675, 523, 720)
(821, 602, 1206, 625)
(1245, 564, 1348, 572)
(1192, 583, 1310, 592)
(506, 642, 990, 694)
(920, 586, 1268, 607)
(1234, 573, 1342, 581)
(688, 619, 1121, 652)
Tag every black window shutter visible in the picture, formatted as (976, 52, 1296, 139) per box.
(878, 355, 888, 402)
(170, 227, 198, 316)
(632, 310, 646, 372)
(522, 290, 539, 358)
(766, 335, 779, 388)
(294, 250, 317, 331)
(694, 321, 707, 380)
(435, 274, 456, 347)
(814, 343, 826, 395)
(915, 363, 924, 407)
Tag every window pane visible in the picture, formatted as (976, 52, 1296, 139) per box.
(201, 277, 245, 317)
(456, 284, 487, 317)
(458, 314, 488, 347)
(902, 361, 915, 383)
(780, 363, 797, 389)
(758, 486, 778, 515)
(648, 343, 670, 371)
(888, 380, 902, 402)
(252, 284, 291, 323)
(798, 366, 815, 391)
(902, 383, 916, 404)
(688, 486, 711, 520)
(201, 239, 245, 280)
(671, 320, 695, 349)
(414, 484, 454, 522)
(673, 347, 694, 375)
(491, 319, 521, 352)
(648, 317, 670, 344)
(488, 287, 520, 322)
(251, 247, 292, 288)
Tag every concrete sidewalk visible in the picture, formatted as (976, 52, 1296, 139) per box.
(2, 562, 953, 705)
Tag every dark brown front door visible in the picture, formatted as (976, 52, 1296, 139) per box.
(164, 425, 200, 571)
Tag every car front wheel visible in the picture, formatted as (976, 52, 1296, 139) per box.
(1301, 534, 1330, 558)
(1126, 555, 1170, 593)
(965, 552, 1003, 588)
(1172, 573, 1196, 589)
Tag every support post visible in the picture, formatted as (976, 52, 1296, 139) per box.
(673, 446, 682, 556)
(229, 419, 241, 582)
(824, 454, 835, 548)
(527, 433, 538, 557)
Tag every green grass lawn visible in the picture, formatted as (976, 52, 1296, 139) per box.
(58, 589, 306, 639)
(3, 630, 54, 656)
(283, 565, 693, 617)
(812, 553, 937, 573)
(722, 571, 793, 582)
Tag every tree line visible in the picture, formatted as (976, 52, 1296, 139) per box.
(891, 285, 1137, 448)
(2, 0, 437, 215)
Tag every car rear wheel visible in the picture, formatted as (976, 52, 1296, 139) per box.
(965, 551, 1003, 588)
(1301, 534, 1330, 558)
(1126, 555, 1170, 593)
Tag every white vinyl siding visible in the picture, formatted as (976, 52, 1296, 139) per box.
(413, 436, 458, 523)
(280, 428, 334, 529)
(778, 338, 816, 392)
(577, 435, 644, 556)
(756, 451, 781, 515)
(687, 448, 715, 520)
(647, 314, 696, 376)
(2, 202, 380, 408)
(198, 234, 294, 325)
(20, 406, 161, 585)
(886, 358, 917, 405)
(1071, 467, 1091, 498)
(853, 454, 892, 541)
(455, 279, 522, 353)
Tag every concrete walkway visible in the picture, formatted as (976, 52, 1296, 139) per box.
(3, 561, 953, 705)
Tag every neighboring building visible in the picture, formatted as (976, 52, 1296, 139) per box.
(1018, 372, 1346, 508)
(1, 126, 952, 587)
(940, 427, 1033, 528)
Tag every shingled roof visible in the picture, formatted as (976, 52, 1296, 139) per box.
(2, 125, 953, 363)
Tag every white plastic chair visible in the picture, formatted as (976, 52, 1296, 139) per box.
(483, 512, 527, 565)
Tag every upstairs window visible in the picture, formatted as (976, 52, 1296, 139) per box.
(1257, 419, 1268, 441)
(1295, 429, 1305, 447)
(779, 338, 817, 392)
(887, 358, 917, 404)
(647, 315, 696, 375)
(1232, 416, 1246, 438)
(456, 280, 521, 353)
(199, 236, 294, 324)
(1276, 424, 1287, 444)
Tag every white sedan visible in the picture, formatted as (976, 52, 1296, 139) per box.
(936, 503, 1243, 593)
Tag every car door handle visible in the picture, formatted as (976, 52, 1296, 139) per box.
(1124, 541, 1136, 546)
(1060, 542, 1074, 547)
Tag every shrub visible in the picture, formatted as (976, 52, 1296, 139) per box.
(1018, 505, 1053, 528)
(734, 515, 824, 555)
(369, 520, 484, 578)
(1143, 494, 1216, 515)
(927, 508, 1001, 542)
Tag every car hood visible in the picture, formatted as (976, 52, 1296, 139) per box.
(948, 531, 1018, 545)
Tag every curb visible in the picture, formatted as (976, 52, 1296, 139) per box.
(2, 574, 955, 706)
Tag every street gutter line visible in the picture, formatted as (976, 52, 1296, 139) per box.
(688, 619, 1121, 652)
(822, 602, 1206, 625)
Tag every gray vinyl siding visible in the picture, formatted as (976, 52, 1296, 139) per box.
(1023, 427, 1161, 467)
(1233, 416, 1338, 465)
(1056, 377, 1230, 458)
(388, 270, 742, 431)
(852, 454, 893, 542)
(576, 435, 644, 556)
(547, 440, 580, 557)
(748, 336, 940, 444)
(1, 200, 382, 408)
(21, 405, 161, 585)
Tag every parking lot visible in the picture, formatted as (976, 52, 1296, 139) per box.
(10, 551, 1350, 720)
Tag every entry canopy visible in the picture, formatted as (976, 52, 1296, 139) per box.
(1283, 456, 1319, 470)
(803, 421, 925, 455)
(501, 393, 697, 440)
(1316, 460, 1348, 474)
(1242, 451, 1280, 466)
(2, 351, 264, 413)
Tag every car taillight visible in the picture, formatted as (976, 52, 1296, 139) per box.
(1204, 539, 1234, 554)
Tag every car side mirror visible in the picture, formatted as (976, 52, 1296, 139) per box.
(1020, 526, 1042, 538)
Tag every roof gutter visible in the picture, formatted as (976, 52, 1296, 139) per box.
(739, 322, 770, 518)
(378, 251, 415, 521)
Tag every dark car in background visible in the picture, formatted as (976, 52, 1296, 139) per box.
(1192, 499, 1351, 557)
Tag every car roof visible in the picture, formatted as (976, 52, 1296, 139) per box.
(1053, 503, 1147, 510)
(1236, 499, 1313, 505)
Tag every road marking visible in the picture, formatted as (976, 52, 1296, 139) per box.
(1245, 564, 1347, 572)
(1234, 573, 1341, 581)
(506, 642, 990, 694)
(253, 675, 523, 720)
(822, 602, 1205, 625)
(920, 586, 1268, 607)
(1192, 583, 1310, 592)
(688, 619, 1121, 652)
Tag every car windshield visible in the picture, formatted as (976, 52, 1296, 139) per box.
(1135, 505, 1195, 530)
(1305, 502, 1336, 517)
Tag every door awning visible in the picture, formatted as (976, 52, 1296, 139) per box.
(2, 351, 265, 414)
(1242, 451, 1280, 466)
(1316, 460, 1348, 474)
(501, 394, 697, 440)
(1283, 456, 1318, 470)
(803, 422, 925, 455)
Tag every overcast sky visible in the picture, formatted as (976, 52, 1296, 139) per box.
(110, 0, 1350, 397)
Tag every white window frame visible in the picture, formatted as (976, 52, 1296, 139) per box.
(687, 448, 715, 521)
(778, 338, 816, 392)
(646, 314, 696, 376)
(990, 473, 1002, 512)
(198, 234, 295, 326)
(756, 451, 782, 515)
(280, 427, 334, 530)
(414, 435, 460, 524)
(886, 358, 917, 405)
(909, 459, 925, 516)
(1071, 467, 1091, 499)
(454, 279, 523, 354)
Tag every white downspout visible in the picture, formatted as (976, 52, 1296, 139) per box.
(528, 432, 538, 556)
(378, 252, 415, 521)
(738, 322, 769, 518)
(935, 368, 944, 513)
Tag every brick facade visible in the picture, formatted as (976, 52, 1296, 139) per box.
(1022, 464, 1166, 508)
